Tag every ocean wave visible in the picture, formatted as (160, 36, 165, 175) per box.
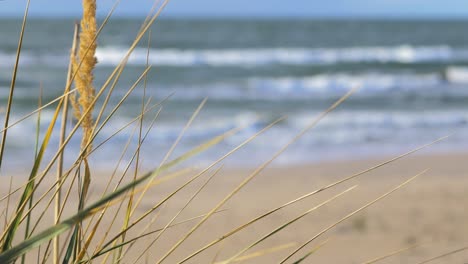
(145, 72, 446, 101)
(248, 72, 443, 96)
(3, 45, 468, 67)
(4, 70, 468, 102)
(294, 111, 468, 130)
(0, 108, 464, 169)
(0, 72, 455, 101)
(446, 66, 468, 84)
(94, 45, 468, 66)
(5, 109, 462, 147)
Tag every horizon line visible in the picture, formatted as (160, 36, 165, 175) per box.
(1, 13, 468, 20)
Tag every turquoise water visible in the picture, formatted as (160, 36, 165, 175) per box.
(0, 19, 468, 171)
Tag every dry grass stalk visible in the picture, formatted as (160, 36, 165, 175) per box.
(71, 0, 98, 152)
(54, 22, 80, 264)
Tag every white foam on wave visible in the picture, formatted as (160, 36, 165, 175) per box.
(0, 70, 462, 102)
(2, 109, 263, 150)
(2, 107, 467, 169)
(96, 110, 468, 146)
(3, 45, 468, 67)
(145, 72, 444, 101)
(293, 111, 468, 131)
(165, 112, 261, 140)
(93, 45, 468, 66)
(446, 66, 468, 84)
(249, 72, 442, 96)
(8, 108, 459, 153)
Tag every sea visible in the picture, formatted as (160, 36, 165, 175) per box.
(0, 18, 468, 173)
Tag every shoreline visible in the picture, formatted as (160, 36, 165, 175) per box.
(192, 146, 468, 170)
(3, 145, 468, 175)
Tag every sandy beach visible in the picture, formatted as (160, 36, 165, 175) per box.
(3, 151, 467, 263)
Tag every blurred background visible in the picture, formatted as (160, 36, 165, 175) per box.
(1, 0, 468, 171)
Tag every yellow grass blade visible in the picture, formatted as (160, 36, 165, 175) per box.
(74, 101, 157, 253)
(1, 118, 234, 263)
(0, 156, 188, 262)
(216, 242, 298, 264)
(279, 169, 428, 264)
(94, 120, 278, 255)
(0, 88, 77, 135)
(122, 96, 206, 253)
(36, 100, 159, 236)
(85, 168, 191, 259)
(0, 176, 143, 262)
(83, 0, 169, 149)
(210, 241, 226, 264)
(219, 186, 356, 264)
(79, 65, 152, 161)
(158, 88, 356, 264)
(115, 27, 153, 264)
(3, 1, 155, 235)
(183, 135, 451, 263)
(415, 245, 468, 264)
(82, 210, 228, 262)
(55, 22, 79, 264)
(74, 105, 162, 263)
(130, 98, 208, 217)
(361, 244, 420, 264)
(290, 239, 330, 264)
(132, 166, 224, 263)
(14, 67, 154, 238)
(81, 103, 157, 237)
(88, 98, 162, 156)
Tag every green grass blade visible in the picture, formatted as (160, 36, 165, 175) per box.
(21, 84, 43, 264)
(1, 95, 64, 251)
(0, 0, 30, 172)
(0, 119, 239, 262)
(0, 169, 151, 263)
(62, 160, 91, 264)
(291, 239, 329, 264)
(61, 229, 78, 264)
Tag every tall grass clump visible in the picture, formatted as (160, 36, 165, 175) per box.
(0, 0, 464, 263)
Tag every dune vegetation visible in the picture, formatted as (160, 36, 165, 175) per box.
(0, 0, 466, 263)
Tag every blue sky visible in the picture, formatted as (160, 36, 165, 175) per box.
(1, 0, 468, 18)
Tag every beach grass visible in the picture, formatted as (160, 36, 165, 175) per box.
(0, 0, 466, 263)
